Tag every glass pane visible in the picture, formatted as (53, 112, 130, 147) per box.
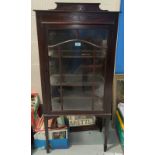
(51, 86, 61, 111)
(48, 29, 108, 111)
(48, 29, 108, 48)
(51, 86, 104, 111)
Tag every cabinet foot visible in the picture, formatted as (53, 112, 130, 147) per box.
(104, 117, 110, 152)
(104, 145, 107, 152)
(46, 146, 50, 153)
(44, 117, 50, 153)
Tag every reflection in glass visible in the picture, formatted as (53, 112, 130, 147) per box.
(48, 29, 108, 111)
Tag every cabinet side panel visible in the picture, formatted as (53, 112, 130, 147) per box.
(35, 12, 51, 113)
(103, 14, 119, 114)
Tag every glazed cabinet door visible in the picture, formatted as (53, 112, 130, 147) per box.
(45, 27, 110, 113)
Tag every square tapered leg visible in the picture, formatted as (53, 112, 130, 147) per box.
(44, 116, 50, 153)
(104, 117, 110, 152)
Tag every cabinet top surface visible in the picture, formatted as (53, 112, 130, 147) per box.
(34, 3, 119, 13)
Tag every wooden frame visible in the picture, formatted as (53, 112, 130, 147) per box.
(35, 3, 119, 153)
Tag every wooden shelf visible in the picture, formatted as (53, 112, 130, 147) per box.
(51, 97, 103, 111)
(48, 50, 106, 58)
(52, 96, 103, 100)
(49, 64, 104, 73)
(49, 55, 106, 58)
(50, 74, 104, 86)
(81, 64, 103, 68)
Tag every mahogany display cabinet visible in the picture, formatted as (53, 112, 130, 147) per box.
(35, 3, 119, 153)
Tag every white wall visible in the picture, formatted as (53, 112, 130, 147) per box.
(31, 0, 120, 102)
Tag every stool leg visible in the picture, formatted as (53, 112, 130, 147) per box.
(44, 117, 50, 153)
(104, 117, 110, 152)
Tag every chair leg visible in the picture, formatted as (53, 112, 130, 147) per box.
(104, 117, 110, 152)
(44, 116, 50, 153)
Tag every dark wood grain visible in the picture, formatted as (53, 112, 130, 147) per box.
(34, 3, 119, 153)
